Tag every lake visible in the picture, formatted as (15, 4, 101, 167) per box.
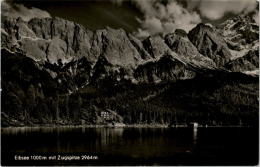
(1, 127, 259, 165)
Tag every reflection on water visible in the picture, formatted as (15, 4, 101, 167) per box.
(98, 128, 124, 147)
(2, 126, 73, 135)
(1, 127, 259, 166)
(193, 127, 198, 145)
(2, 127, 194, 156)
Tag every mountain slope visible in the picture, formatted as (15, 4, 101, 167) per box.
(1, 14, 259, 127)
(188, 23, 232, 67)
(165, 29, 216, 68)
(217, 13, 259, 74)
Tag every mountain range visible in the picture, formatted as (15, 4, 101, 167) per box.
(1, 12, 259, 127)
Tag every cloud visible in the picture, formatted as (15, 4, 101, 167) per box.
(131, 0, 201, 38)
(139, 17, 163, 34)
(1, 1, 51, 21)
(188, 0, 258, 20)
(129, 0, 258, 38)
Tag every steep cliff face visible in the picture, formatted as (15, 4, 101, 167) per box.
(188, 23, 232, 67)
(217, 14, 259, 74)
(1, 13, 259, 126)
(217, 14, 259, 52)
(2, 17, 142, 67)
(2, 14, 258, 85)
(225, 49, 259, 73)
(165, 29, 216, 68)
(1, 16, 210, 86)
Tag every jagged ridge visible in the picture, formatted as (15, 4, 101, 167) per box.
(1, 13, 259, 127)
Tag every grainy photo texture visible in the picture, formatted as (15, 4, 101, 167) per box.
(1, 0, 259, 166)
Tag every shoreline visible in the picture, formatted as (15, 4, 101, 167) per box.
(1, 124, 255, 129)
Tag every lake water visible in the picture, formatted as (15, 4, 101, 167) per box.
(1, 127, 259, 165)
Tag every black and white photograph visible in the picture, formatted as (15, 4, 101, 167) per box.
(1, 0, 259, 166)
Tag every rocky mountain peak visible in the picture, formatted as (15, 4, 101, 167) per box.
(165, 29, 195, 54)
(1, 16, 144, 69)
(173, 29, 188, 37)
(142, 35, 171, 58)
(1, 0, 259, 129)
(216, 12, 259, 75)
(188, 23, 232, 66)
(165, 29, 216, 68)
(1, 14, 258, 88)
(217, 13, 259, 56)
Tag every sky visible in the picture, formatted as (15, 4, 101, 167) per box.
(1, 0, 259, 38)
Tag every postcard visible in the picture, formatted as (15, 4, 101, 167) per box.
(1, 0, 259, 166)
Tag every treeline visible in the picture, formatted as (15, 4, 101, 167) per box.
(1, 48, 259, 127)
(2, 74, 258, 127)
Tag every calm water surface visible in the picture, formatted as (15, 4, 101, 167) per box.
(1, 127, 259, 165)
